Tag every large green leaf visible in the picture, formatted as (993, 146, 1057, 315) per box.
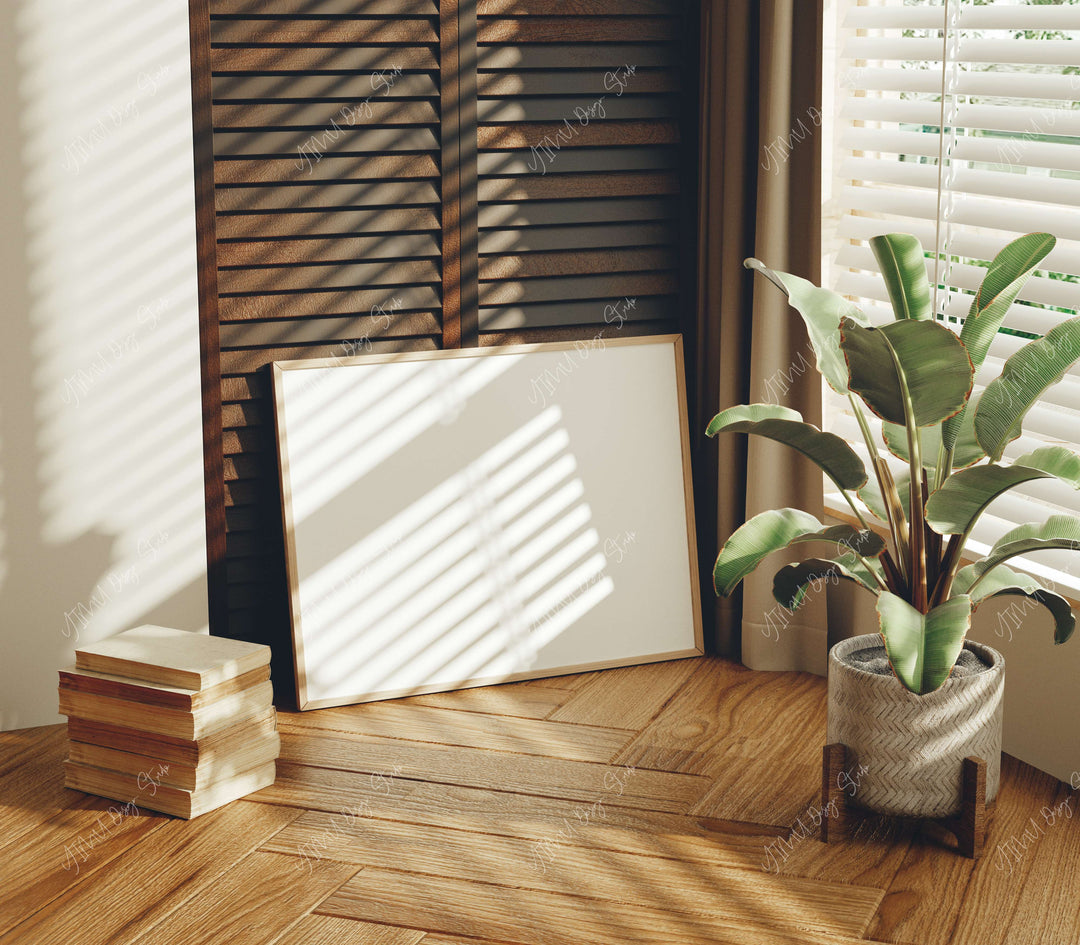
(882, 400, 985, 470)
(974, 317, 1080, 461)
(876, 592, 973, 695)
(706, 404, 868, 492)
(744, 258, 869, 394)
(840, 318, 974, 427)
(774, 552, 885, 610)
(941, 233, 1056, 451)
(714, 511, 873, 597)
(925, 446, 1080, 535)
(870, 233, 932, 321)
(965, 515, 1080, 590)
(952, 562, 1075, 644)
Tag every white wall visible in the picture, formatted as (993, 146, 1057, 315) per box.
(0, 0, 208, 730)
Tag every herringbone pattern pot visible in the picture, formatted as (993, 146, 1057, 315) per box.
(827, 634, 1004, 818)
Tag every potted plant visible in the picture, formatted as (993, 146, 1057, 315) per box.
(709, 232, 1080, 818)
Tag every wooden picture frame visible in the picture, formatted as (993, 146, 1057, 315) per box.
(273, 334, 703, 709)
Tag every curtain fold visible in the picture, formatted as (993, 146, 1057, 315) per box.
(693, 0, 828, 673)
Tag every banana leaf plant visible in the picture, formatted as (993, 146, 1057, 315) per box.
(710, 232, 1080, 695)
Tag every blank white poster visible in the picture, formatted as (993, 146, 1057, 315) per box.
(274, 335, 702, 709)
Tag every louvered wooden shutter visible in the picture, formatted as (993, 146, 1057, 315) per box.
(475, 1, 692, 342)
(189, 0, 699, 682)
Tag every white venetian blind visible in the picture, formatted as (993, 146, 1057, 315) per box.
(824, 0, 1080, 592)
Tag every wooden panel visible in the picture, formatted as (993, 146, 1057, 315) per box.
(191, 0, 228, 634)
(274, 730, 707, 813)
(212, 0, 437, 13)
(479, 120, 679, 150)
(478, 272, 677, 305)
(277, 917, 425, 945)
(214, 154, 439, 186)
(126, 852, 358, 945)
(210, 46, 437, 73)
(213, 127, 439, 157)
(479, 297, 674, 332)
(478, 222, 678, 254)
(478, 0, 673, 12)
(210, 19, 439, 46)
(276, 701, 632, 761)
(219, 337, 439, 376)
(317, 868, 884, 945)
(215, 181, 440, 214)
(217, 259, 440, 294)
(256, 762, 772, 867)
(399, 680, 574, 719)
(478, 320, 678, 347)
(0, 728, 101, 852)
(270, 820, 883, 938)
(478, 95, 677, 123)
(0, 803, 300, 945)
(440, 0, 461, 347)
(213, 101, 439, 130)
(215, 208, 440, 241)
(477, 17, 678, 44)
(217, 286, 440, 323)
(478, 249, 677, 281)
(479, 71, 679, 97)
(480, 197, 678, 228)
(217, 234, 440, 268)
(550, 657, 698, 730)
(0, 801, 165, 937)
(478, 44, 675, 71)
(213, 73, 438, 102)
(478, 171, 678, 202)
(478, 145, 679, 176)
(219, 313, 441, 348)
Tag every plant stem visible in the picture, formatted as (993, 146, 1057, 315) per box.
(934, 441, 947, 492)
(840, 490, 873, 533)
(934, 533, 966, 603)
(848, 393, 909, 582)
(878, 335, 927, 611)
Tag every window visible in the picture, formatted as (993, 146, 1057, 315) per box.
(823, 0, 1080, 593)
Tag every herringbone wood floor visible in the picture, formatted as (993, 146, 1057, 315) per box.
(1, 656, 1077, 944)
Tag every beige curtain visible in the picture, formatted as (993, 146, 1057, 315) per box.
(694, 0, 829, 674)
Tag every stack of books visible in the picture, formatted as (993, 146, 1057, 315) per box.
(59, 625, 279, 819)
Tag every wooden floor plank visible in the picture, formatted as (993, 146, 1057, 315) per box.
(318, 868, 890, 945)
(614, 659, 827, 827)
(276, 916, 425, 945)
(278, 702, 632, 762)
(549, 658, 698, 730)
(127, 851, 358, 945)
(398, 682, 573, 720)
(0, 798, 167, 936)
(527, 671, 599, 691)
(942, 756, 1078, 945)
(274, 731, 707, 813)
(255, 764, 782, 867)
(612, 658, 763, 775)
(262, 814, 882, 937)
(0, 802, 299, 945)
(0, 726, 81, 847)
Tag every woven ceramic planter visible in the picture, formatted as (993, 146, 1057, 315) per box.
(826, 634, 1004, 819)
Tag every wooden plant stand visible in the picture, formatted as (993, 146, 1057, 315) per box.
(820, 743, 993, 858)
